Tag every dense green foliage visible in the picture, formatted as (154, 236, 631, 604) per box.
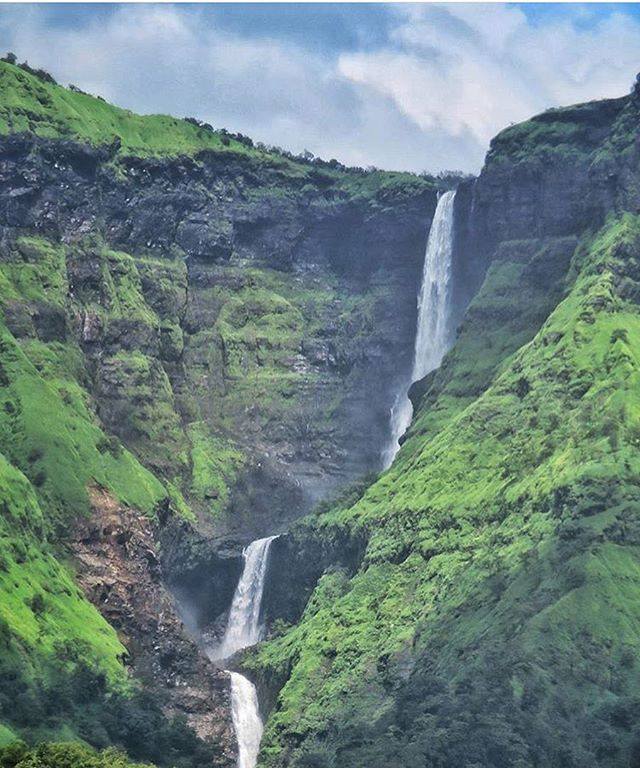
(0, 736, 219, 768)
(0, 741, 149, 768)
(248, 217, 640, 767)
(487, 96, 629, 166)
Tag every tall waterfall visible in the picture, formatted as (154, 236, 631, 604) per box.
(210, 536, 276, 768)
(381, 190, 457, 469)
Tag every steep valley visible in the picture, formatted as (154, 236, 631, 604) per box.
(0, 57, 640, 768)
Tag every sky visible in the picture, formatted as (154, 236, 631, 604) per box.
(0, 3, 639, 173)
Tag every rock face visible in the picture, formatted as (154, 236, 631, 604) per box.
(70, 487, 236, 762)
(0, 134, 436, 541)
(456, 93, 640, 270)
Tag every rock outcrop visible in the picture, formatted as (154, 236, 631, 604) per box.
(70, 487, 235, 761)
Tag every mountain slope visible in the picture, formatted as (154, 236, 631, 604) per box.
(251, 211, 640, 768)
(247, 87, 640, 768)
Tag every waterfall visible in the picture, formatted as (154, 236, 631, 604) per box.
(381, 190, 457, 469)
(210, 536, 276, 768)
(216, 536, 277, 660)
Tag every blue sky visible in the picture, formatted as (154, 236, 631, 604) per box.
(1, 3, 639, 172)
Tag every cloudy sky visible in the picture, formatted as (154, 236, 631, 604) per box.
(1, 3, 639, 172)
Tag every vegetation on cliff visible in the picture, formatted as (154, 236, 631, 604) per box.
(0, 55, 436, 767)
(0, 58, 433, 205)
(248, 213, 640, 768)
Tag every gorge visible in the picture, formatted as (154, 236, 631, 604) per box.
(0, 55, 639, 768)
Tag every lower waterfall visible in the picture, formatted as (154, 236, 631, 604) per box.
(229, 671, 264, 768)
(381, 189, 457, 469)
(210, 536, 277, 768)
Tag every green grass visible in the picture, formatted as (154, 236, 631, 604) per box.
(0, 452, 130, 710)
(187, 422, 245, 519)
(248, 215, 640, 768)
(0, 325, 166, 523)
(486, 95, 629, 167)
(0, 741, 152, 768)
(0, 61, 251, 158)
(0, 59, 436, 206)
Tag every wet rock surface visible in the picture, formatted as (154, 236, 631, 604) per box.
(0, 134, 437, 538)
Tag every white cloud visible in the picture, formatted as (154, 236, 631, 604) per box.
(346, 5, 640, 169)
(339, 4, 640, 150)
(0, 4, 638, 173)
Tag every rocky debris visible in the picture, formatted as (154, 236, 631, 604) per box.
(70, 486, 236, 764)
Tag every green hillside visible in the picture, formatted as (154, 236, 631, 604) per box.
(249, 216, 640, 767)
(0, 59, 250, 158)
(0, 58, 431, 201)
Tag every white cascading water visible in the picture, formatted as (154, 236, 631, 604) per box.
(381, 190, 457, 469)
(210, 536, 277, 768)
(216, 535, 277, 660)
(229, 671, 264, 768)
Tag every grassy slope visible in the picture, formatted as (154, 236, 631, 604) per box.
(0, 61, 247, 157)
(0, 451, 128, 688)
(248, 217, 640, 768)
(484, 95, 629, 167)
(0, 236, 167, 521)
(0, 235, 171, 742)
(0, 60, 431, 202)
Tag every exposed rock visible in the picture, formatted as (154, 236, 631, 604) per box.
(69, 487, 236, 765)
(0, 134, 438, 539)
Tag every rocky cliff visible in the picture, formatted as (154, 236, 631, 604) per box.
(0, 129, 436, 533)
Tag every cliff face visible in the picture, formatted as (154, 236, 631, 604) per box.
(70, 487, 235, 761)
(247, 89, 640, 768)
(0, 61, 439, 759)
(461, 88, 640, 260)
(0, 132, 435, 538)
